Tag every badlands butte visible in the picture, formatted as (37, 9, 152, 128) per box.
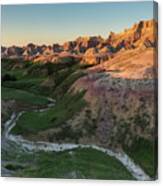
(1, 19, 157, 178)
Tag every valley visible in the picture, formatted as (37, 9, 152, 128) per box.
(1, 19, 157, 180)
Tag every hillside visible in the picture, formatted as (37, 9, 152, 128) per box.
(1, 19, 158, 179)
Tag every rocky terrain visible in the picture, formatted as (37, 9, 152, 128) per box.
(2, 19, 157, 64)
(1, 19, 158, 179)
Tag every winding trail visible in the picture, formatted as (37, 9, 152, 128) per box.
(3, 98, 151, 180)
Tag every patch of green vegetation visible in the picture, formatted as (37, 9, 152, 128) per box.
(1, 59, 18, 70)
(11, 91, 86, 135)
(54, 67, 76, 87)
(1, 87, 49, 106)
(14, 148, 134, 179)
(2, 143, 134, 179)
(2, 77, 46, 95)
(54, 71, 85, 99)
(1, 60, 47, 95)
(3, 77, 44, 89)
(124, 138, 157, 178)
(2, 59, 85, 98)
(6, 69, 25, 79)
(1, 59, 30, 79)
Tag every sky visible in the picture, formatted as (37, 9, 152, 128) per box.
(1, 1, 154, 46)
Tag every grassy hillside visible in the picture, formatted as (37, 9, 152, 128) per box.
(3, 147, 134, 180)
(11, 91, 86, 136)
(2, 87, 49, 106)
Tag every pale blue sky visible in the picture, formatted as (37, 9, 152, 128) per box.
(1, 1, 154, 46)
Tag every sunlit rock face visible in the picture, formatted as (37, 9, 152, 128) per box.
(1, 19, 157, 64)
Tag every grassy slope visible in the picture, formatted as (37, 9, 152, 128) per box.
(2, 87, 49, 106)
(2, 77, 45, 95)
(2, 61, 47, 97)
(124, 138, 157, 178)
(2, 60, 87, 135)
(4, 148, 134, 180)
(11, 91, 86, 135)
(53, 70, 85, 99)
(2, 60, 85, 97)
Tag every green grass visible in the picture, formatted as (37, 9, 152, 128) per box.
(1, 59, 33, 79)
(54, 71, 85, 98)
(1, 59, 48, 96)
(2, 68, 25, 79)
(124, 138, 157, 178)
(3, 77, 44, 90)
(1, 87, 49, 106)
(13, 148, 134, 179)
(2, 60, 85, 97)
(2, 77, 49, 97)
(11, 91, 86, 135)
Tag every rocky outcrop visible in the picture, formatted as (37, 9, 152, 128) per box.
(81, 47, 110, 65)
(33, 51, 81, 64)
(89, 48, 157, 79)
(63, 41, 76, 52)
(1, 19, 157, 65)
(75, 36, 103, 53)
(2, 46, 23, 59)
(53, 43, 63, 53)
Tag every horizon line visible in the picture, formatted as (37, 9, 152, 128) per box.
(1, 18, 155, 48)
